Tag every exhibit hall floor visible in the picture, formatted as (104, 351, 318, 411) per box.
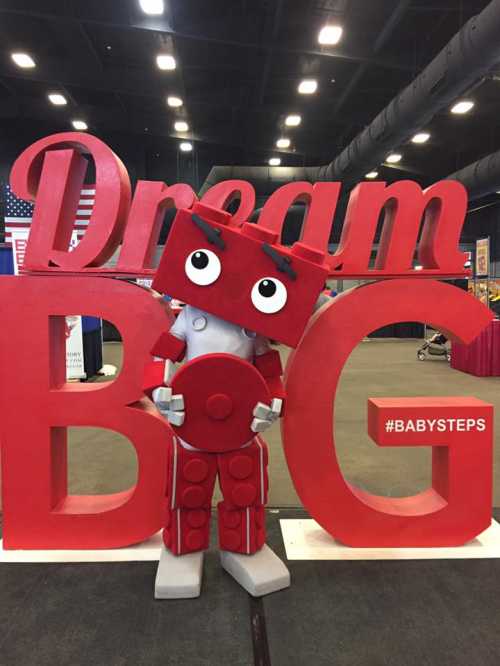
(68, 339, 500, 505)
(1, 510, 500, 665)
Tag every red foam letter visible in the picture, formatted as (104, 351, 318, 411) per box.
(330, 180, 467, 275)
(258, 181, 340, 249)
(0, 277, 173, 549)
(283, 279, 494, 547)
(200, 180, 255, 226)
(10, 132, 131, 270)
(117, 181, 197, 272)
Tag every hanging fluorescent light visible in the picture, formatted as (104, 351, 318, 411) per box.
(48, 93, 67, 106)
(451, 100, 474, 114)
(365, 171, 378, 179)
(276, 138, 290, 148)
(318, 25, 343, 45)
(11, 52, 36, 68)
(386, 153, 402, 163)
(175, 121, 189, 132)
(412, 132, 430, 144)
(139, 0, 164, 15)
(71, 120, 88, 131)
(167, 96, 183, 107)
(285, 114, 301, 127)
(269, 158, 281, 166)
(179, 142, 192, 152)
(157, 54, 176, 70)
(298, 79, 318, 94)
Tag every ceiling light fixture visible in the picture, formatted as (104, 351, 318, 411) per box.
(412, 132, 430, 144)
(167, 96, 183, 107)
(48, 93, 67, 106)
(386, 153, 402, 164)
(365, 171, 378, 179)
(451, 100, 474, 114)
(139, 0, 164, 15)
(269, 158, 281, 166)
(318, 25, 343, 45)
(276, 138, 290, 149)
(157, 54, 176, 70)
(285, 114, 301, 127)
(72, 120, 88, 131)
(298, 79, 318, 94)
(174, 121, 189, 132)
(11, 52, 36, 68)
(179, 142, 192, 152)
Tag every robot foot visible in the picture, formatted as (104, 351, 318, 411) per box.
(220, 544, 290, 597)
(154, 546, 204, 599)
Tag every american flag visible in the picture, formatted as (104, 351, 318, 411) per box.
(4, 183, 95, 243)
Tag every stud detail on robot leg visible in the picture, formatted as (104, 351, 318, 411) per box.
(217, 438, 268, 554)
(163, 439, 217, 555)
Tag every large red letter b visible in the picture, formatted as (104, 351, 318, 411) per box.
(0, 277, 173, 549)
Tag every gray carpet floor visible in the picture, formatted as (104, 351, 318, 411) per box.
(68, 339, 500, 505)
(2, 509, 500, 666)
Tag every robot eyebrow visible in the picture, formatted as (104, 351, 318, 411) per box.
(191, 214, 226, 250)
(262, 243, 297, 280)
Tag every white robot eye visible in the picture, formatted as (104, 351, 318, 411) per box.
(185, 249, 221, 286)
(251, 277, 288, 314)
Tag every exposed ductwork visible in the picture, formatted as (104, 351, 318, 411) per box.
(446, 149, 500, 202)
(199, 0, 500, 198)
(324, 0, 500, 183)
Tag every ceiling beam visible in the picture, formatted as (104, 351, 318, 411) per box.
(331, 0, 412, 117)
(0, 6, 415, 72)
(0, 93, 345, 160)
(257, 0, 285, 106)
(0, 60, 373, 128)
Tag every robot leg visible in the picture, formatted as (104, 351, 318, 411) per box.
(217, 437, 290, 596)
(217, 437, 269, 554)
(155, 439, 217, 599)
(163, 438, 217, 555)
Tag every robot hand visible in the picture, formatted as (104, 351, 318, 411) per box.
(250, 398, 283, 433)
(152, 386, 185, 427)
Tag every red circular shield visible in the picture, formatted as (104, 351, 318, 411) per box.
(171, 353, 270, 452)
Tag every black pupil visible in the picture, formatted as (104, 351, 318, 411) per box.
(258, 279, 276, 298)
(192, 251, 209, 270)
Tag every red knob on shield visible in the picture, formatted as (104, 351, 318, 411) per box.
(170, 353, 271, 452)
(206, 393, 233, 420)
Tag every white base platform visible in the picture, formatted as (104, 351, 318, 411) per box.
(0, 531, 163, 563)
(280, 518, 500, 561)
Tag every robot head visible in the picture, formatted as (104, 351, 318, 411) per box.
(152, 202, 329, 347)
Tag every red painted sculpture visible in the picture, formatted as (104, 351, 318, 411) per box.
(283, 279, 494, 547)
(0, 133, 495, 595)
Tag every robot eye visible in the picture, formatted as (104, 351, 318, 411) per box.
(251, 277, 288, 314)
(185, 249, 221, 286)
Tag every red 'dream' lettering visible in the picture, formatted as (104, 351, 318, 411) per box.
(10, 132, 131, 271)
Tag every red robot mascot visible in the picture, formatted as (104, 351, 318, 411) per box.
(144, 201, 328, 598)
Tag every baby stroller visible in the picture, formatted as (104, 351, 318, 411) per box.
(417, 331, 451, 362)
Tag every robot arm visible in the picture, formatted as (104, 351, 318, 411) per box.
(143, 331, 185, 398)
(254, 348, 285, 401)
(251, 346, 286, 433)
(150, 330, 186, 362)
(152, 305, 188, 363)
